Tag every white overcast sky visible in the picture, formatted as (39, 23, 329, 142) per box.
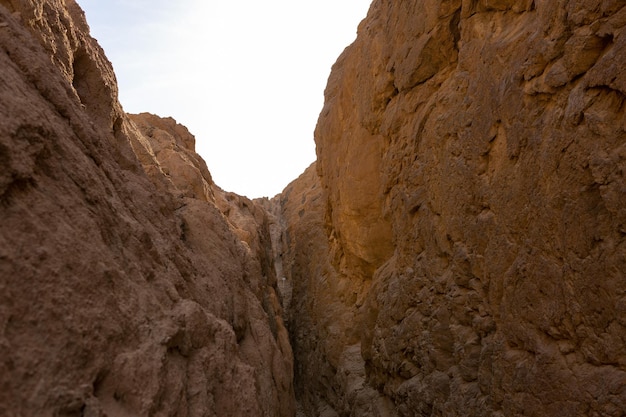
(78, 0, 372, 198)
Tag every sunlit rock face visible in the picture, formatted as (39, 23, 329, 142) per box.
(284, 0, 626, 415)
(274, 164, 395, 416)
(0, 1, 295, 416)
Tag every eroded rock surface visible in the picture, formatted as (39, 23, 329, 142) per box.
(0, 1, 294, 416)
(283, 0, 626, 416)
(3, 0, 626, 416)
(273, 164, 394, 416)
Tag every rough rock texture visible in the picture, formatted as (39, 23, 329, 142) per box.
(4, 0, 626, 416)
(0, 1, 294, 416)
(129, 113, 216, 204)
(282, 0, 626, 416)
(275, 164, 394, 417)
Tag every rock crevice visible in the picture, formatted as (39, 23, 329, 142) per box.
(1, 0, 625, 417)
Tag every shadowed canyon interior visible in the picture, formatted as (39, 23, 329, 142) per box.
(0, 0, 624, 416)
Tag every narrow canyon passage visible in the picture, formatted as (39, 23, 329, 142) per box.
(1, 0, 625, 416)
(265, 165, 395, 416)
(255, 1, 626, 415)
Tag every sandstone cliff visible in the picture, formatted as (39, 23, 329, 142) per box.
(280, 0, 626, 416)
(274, 164, 393, 416)
(0, 1, 294, 416)
(3, 0, 626, 416)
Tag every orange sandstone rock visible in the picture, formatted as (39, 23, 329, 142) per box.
(2, 0, 625, 416)
(286, 0, 626, 415)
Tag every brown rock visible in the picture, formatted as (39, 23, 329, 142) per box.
(0, 1, 294, 416)
(272, 164, 394, 416)
(129, 112, 216, 203)
(3, 0, 625, 415)
(286, 0, 626, 416)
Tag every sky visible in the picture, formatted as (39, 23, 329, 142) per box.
(78, 0, 372, 198)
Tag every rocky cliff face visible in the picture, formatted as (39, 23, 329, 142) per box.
(0, 1, 294, 416)
(2, 0, 625, 416)
(280, 0, 626, 416)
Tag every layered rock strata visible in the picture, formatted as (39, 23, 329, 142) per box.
(0, 1, 294, 416)
(281, 0, 626, 416)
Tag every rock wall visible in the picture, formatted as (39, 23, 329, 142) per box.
(274, 164, 394, 416)
(3, 0, 625, 416)
(283, 0, 626, 416)
(0, 1, 294, 416)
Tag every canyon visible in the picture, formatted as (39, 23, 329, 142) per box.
(0, 0, 625, 416)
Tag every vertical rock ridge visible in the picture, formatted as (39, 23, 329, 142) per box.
(0, 1, 295, 416)
(282, 1, 626, 416)
(273, 164, 394, 416)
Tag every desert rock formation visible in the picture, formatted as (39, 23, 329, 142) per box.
(279, 0, 626, 416)
(0, 1, 294, 416)
(2, 0, 626, 416)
